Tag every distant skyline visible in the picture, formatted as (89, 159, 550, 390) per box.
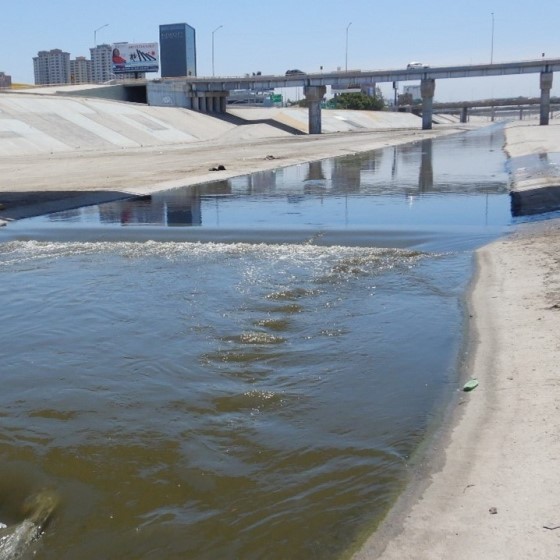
(1, 0, 558, 102)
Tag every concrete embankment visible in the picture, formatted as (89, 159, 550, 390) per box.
(504, 120, 560, 216)
(0, 92, 423, 156)
(0, 92, 478, 223)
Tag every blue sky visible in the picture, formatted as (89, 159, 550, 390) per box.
(1, 0, 558, 101)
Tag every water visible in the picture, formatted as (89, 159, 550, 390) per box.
(0, 126, 512, 559)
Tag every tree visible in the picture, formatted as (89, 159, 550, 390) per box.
(327, 91, 385, 111)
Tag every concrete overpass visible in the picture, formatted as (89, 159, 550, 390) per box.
(408, 96, 560, 123)
(143, 58, 560, 133)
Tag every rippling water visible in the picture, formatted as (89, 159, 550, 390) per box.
(0, 126, 512, 559)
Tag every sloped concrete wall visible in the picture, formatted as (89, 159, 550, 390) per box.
(147, 82, 191, 109)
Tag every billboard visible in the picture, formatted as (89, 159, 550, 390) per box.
(112, 42, 159, 74)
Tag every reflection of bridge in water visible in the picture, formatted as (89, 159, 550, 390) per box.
(87, 135, 508, 228)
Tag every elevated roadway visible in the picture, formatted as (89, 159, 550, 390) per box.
(180, 59, 560, 91)
(143, 59, 560, 133)
(409, 96, 560, 122)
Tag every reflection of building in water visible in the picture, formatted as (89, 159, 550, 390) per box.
(249, 170, 277, 194)
(331, 150, 382, 193)
(153, 189, 202, 226)
(99, 196, 165, 225)
(98, 188, 205, 227)
(230, 171, 277, 194)
(331, 157, 361, 193)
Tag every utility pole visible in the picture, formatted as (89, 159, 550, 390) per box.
(212, 25, 223, 77)
(345, 22, 352, 72)
(94, 24, 109, 46)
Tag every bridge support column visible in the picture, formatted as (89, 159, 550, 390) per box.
(187, 88, 229, 114)
(460, 107, 468, 123)
(200, 96, 209, 113)
(540, 71, 553, 126)
(304, 85, 326, 134)
(214, 94, 221, 113)
(420, 79, 436, 130)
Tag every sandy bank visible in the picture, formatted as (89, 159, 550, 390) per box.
(352, 123, 560, 559)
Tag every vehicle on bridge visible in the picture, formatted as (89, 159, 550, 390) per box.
(285, 69, 305, 75)
(407, 61, 429, 69)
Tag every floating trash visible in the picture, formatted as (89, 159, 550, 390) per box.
(463, 379, 479, 392)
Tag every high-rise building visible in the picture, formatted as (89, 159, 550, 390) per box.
(159, 23, 197, 78)
(90, 44, 112, 83)
(70, 56, 92, 84)
(33, 49, 71, 85)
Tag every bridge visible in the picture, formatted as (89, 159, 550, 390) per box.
(410, 96, 560, 123)
(145, 58, 560, 134)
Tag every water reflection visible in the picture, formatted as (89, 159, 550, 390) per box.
(29, 131, 510, 235)
(419, 139, 434, 192)
(99, 192, 203, 227)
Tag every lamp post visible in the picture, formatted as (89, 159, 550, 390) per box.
(490, 12, 494, 63)
(212, 25, 223, 77)
(490, 12, 495, 121)
(94, 23, 109, 46)
(345, 22, 352, 72)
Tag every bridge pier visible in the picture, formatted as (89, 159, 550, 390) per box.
(460, 106, 469, 123)
(188, 90, 229, 114)
(304, 85, 326, 134)
(420, 79, 436, 130)
(540, 71, 553, 125)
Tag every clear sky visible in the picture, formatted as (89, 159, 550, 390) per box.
(1, 0, 559, 102)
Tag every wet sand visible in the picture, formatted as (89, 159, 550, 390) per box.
(353, 120, 560, 559)
(1, 102, 559, 559)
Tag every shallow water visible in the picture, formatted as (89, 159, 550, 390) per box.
(0, 126, 512, 559)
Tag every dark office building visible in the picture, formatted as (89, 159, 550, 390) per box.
(159, 23, 197, 78)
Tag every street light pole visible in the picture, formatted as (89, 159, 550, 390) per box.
(94, 23, 109, 46)
(345, 22, 352, 72)
(490, 12, 494, 64)
(490, 12, 495, 121)
(212, 25, 223, 77)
